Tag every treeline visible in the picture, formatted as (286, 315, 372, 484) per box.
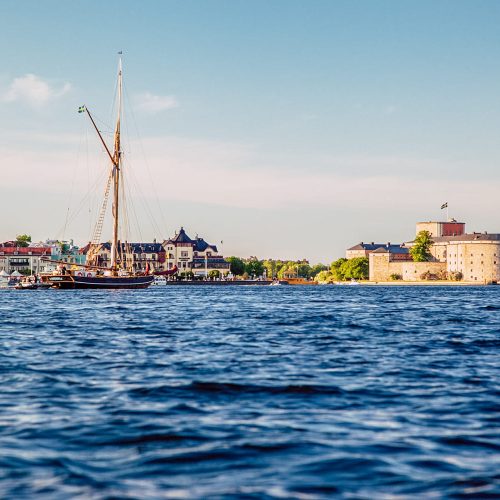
(225, 257, 328, 279)
(315, 257, 369, 283)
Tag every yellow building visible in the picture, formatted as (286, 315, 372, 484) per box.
(366, 221, 500, 284)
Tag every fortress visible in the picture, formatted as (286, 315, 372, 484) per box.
(348, 220, 500, 284)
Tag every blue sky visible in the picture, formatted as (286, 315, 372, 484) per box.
(1, 1, 500, 262)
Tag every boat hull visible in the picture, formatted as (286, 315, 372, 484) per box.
(42, 275, 154, 289)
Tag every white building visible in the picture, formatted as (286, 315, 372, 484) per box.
(162, 227, 230, 276)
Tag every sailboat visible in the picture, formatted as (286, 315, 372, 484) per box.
(42, 58, 154, 289)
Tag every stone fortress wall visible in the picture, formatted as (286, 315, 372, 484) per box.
(365, 220, 500, 283)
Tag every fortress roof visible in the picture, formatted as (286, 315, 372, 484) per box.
(348, 243, 409, 254)
(432, 233, 500, 243)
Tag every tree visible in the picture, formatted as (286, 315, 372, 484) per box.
(297, 262, 312, 278)
(16, 234, 31, 247)
(208, 270, 221, 279)
(263, 259, 285, 279)
(410, 230, 433, 262)
(330, 258, 348, 280)
(226, 256, 245, 276)
(315, 270, 334, 283)
(245, 259, 265, 277)
(310, 263, 328, 278)
(340, 257, 369, 280)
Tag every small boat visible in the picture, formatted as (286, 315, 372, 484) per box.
(153, 276, 167, 286)
(15, 276, 52, 290)
(41, 57, 153, 290)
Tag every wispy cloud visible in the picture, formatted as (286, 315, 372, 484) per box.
(135, 92, 179, 113)
(2, 74, 71, 107)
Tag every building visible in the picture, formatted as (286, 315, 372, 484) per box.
(369, 247, 446, 282)
(0, 242, 53, 274)
(415, 220, 465, 238)
(430, 233, 500, 283)
(162, 227, 230, 276)
(81, 242, 166, 273)
(367, 220, 500, 283)
(346, 242, 408, 259)
(39, 239, 86, 269)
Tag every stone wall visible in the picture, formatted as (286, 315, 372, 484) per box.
(445, 241, 500, 283)
(400, 261, 447, 281)
(369, 253, 405, 281)
(369, 252, 447, 282)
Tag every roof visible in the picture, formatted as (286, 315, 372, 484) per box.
(193, 257, 228, 263)
(168, 227, 193, 244)
(194, 238, 217, 253)
(416, 220, 465, 224)
(0, 247, 52, 255)
(432, 233, 500, 243)
(85, 242, 164, 253)
(347, 243, 409, 254)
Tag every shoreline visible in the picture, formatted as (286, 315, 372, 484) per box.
(359, 281, 496, 286)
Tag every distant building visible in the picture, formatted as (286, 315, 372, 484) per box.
(367, 221, 500, 283)
(346, 242, 409, 259)
(430, 232, 500, 283)
(415, 220, 465, 238)
(162, 227, 230, 276)
(369, 247, 445, 282)
(81, 242, 165, 273)
(41, 239, 86, 269)
(0, 242, 52, 274)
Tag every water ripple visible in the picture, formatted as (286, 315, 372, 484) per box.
(0, 286, 499, 498)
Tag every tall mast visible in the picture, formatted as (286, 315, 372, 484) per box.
(110, 57, 122, 274)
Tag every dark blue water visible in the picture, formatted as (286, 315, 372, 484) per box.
(0, 286, 499, 499)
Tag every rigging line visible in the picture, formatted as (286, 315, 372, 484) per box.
(91, 167, 113, 245)
(122, 166, 143, 243)
(120, 144, 163, 237)
(86, 122, 92, 241)
(119, 167, 131, 244)
(123, 82, 168, 235)
(54, 166, 110, 239)
(62, 117, 86, 241)
(122, 155, 160, 238)
(86, 111, 114, 136)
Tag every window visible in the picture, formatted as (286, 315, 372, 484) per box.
(181, 251, 188, 257)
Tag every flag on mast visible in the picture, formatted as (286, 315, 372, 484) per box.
(441, 202, 448, 210)
(78, 105, 86, 113)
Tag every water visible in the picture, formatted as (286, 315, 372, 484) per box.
(0, 286, 499, 499)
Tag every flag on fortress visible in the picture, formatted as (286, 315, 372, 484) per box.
(441, 202, 448, 210)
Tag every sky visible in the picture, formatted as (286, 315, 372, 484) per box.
(1, 0, 500, 263)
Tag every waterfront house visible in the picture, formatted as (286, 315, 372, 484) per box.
(162, 227, 230, 276)
(80, 242, 166, 273)
(0, 241, 52, 274)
